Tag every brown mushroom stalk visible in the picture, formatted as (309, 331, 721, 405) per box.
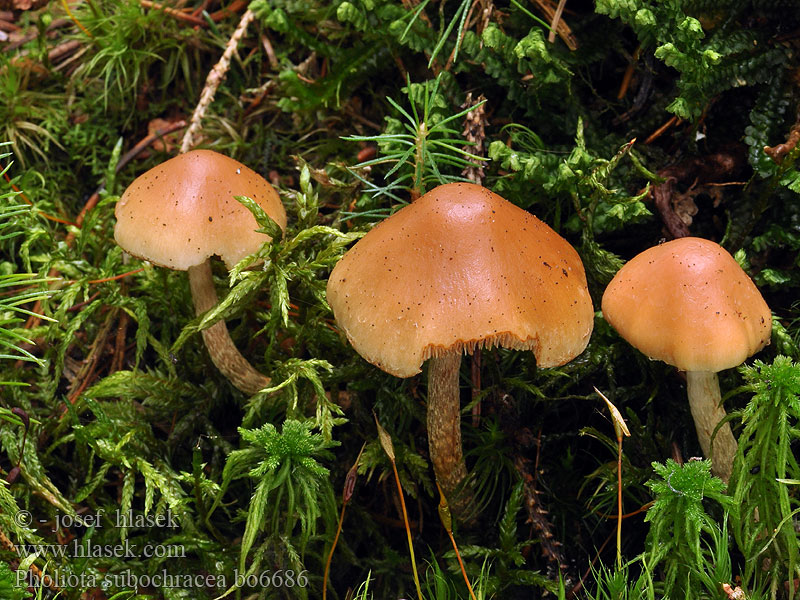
(427, 352, 469, 509)
(188, 260, 270, 395)
(686, 371, 737, 482)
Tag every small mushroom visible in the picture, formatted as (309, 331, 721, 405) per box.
(601, 237, 772, 482)
(114, 149, 287, 394)
(326, 182, 594, 514)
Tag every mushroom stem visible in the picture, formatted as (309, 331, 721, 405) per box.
(187, 260, 270, 395)
(427, 352, 472, 516)
(686, 370, 737, 483)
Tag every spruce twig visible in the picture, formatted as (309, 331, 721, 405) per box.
(180, 8, 255, 153)
(764, 111, 800, 164)
(460, 92, 487, 184)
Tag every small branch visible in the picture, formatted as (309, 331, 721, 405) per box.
(2, 170, 77, 226)
(140, 0, 207, 26)
(644, 115, 680, 145)
(437, 482, 477, 600)
(617, 46, 641, 100)
(764, 115, 800, 164)
(190, 0, 212, 18)
(322, 443, 365, 600)
(344, 102, 383, 131)
(117, 119, 186, 170)
(48, 38, 82, 63)
(85, 268, 146, 285)
(0, 17, 20, 32)
(548, 0, 567, 44)
(460, 92, 488, 184)
(531, 0, 577, 50)
(62, 308, 116, 409)
(496, 395, 572, 583)
(470, 350, 481, 427)
(111, 307, 130, 373)
(209, 0, 248, 23)
(375, 415, 424, 600)
(260, 32, 279, 70)
(180, 8, 256, 153)
(514, 453, 570, 579)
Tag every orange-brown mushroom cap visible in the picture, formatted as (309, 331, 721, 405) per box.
(601, 237, 771, 372)
(114, 150, 287, 270)
(326, 182, 594, 377)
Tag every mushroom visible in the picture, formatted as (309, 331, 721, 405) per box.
(326, 182, 594, 513)
(601, 237, 771, 482)
(114, 149, 287, 394)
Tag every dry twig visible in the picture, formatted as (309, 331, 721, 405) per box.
(140, 0, 207, 26)
(644, 115, 681, 145)
(532, 0, 577, 50)
(764, 115, 800, 164)
(180, 8, 255, 153)
(460, 92, 488, 184)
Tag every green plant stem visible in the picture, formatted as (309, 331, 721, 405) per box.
(428, 352, 472, 517)
(187, 260, 270, 395)
(686, 371, 737, 483)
